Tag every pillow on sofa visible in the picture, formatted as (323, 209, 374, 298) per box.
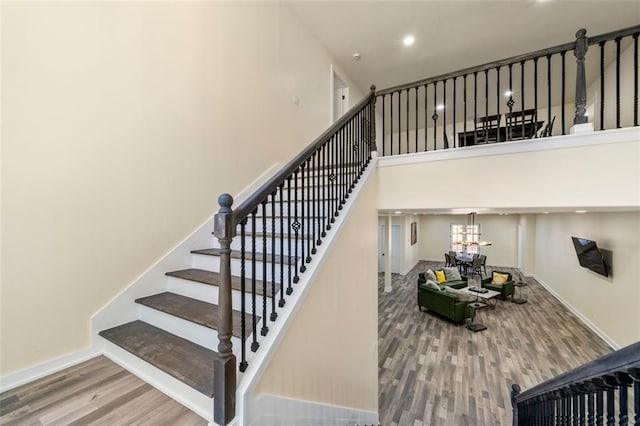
(435, 270, 446, 283)
(425, 269, 437, 282)
(424, 279, 441, 291)
(443, 267, 462, 282)
(443, 286, 476, 302)
(418, 272, 426, 281)
(491, 272, 509, 285)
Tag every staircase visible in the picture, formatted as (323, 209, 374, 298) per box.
(94, 88, 378, 424)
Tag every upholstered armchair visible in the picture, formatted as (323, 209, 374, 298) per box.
(481, 270, 515, 300)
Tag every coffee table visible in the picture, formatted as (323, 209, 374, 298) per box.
(461, 287, 501, 332)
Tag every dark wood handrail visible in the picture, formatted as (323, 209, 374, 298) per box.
(232, 86, 376, 222)
(587, 24, 640, 46)
(377, 24, 640, 97)
(516, 341, 640, 403)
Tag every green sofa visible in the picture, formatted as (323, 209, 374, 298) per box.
(417, 279, 472, 324)
(481, 270, 515, 300)
(418, 272, 467, 289)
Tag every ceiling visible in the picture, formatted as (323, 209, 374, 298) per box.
(288, 1, 640, 93)
(377, 206, 640, 216)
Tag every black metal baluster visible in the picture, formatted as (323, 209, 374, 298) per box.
(339, 126, 345, 209)
(424, 84, 428, 151)
(443, 79, 447, 148)
(292, 169, 300, 283)
(286, 177, 293, 295)
(588, 388, 595, 426)
(415, 87, 418, 152)
(484, 69, 489, 139)
(463, 75, 467, 147)
(349, 117, 355, 191)
(433, 81, 438, 149)
(250, 209, 259, 352)
(561, 51, 567, 135)
(303, 158, 316, 263)
(547, 54, 552, 132)
(616, 37, 622, 128)
(594, 382, 604, 426)
(534, 57, 539, 134)
(328, 135, 334, 227)
(406, 89, 409, 153)
(391, 92, 395, 155)
(452, 77, 456, 148)
(260, 201, 268, 336)
(573, 391, 580, 426)
(331, 133, 337, 222)
(580, 391, 587, 426)
(300, 162, 307, 274)
(496, 66, 501, 143)
(600, 41, 606, 130)
(239, 219, 247, 371)
(270, 192, 277, 321)
(634, 33, 639, 127)
(320, 143, 326, 241)
(507, 64, 514, 141)
(633, 369, 640, 425)
(397, 90, 401, 154)
(617, 372, 633, 426)
(310, 155, 316, 256)
(382, 95, 386, 155)
(474, 72, 478, 144)
(521, 61, 526, 139)
(278, 184, 285, 307)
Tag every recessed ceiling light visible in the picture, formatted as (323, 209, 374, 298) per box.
(403, 35, 415, 46)
(504, 90, 513, 97)
(436, 104, 445, 111)
(394, 210, 402, 214)
(575, 210, 588, 214)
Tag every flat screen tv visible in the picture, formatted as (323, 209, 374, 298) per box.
(571, 237, 609, 277)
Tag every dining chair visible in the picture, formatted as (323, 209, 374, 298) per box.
(505, 108, 537, 140)
(479, 254, 487, 274)
(469, 256, 483, 278)
(539, 115, 556, 138)
(475, 114, 501, 144)
(444, 253, 452, 267)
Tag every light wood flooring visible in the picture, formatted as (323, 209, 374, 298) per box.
(0, 356, 206, 425)
(378, 261, 613, 426)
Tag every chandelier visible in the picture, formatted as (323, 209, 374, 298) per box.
(456, 212, 492, 247)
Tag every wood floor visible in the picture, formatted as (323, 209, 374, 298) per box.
(378, 261, 613, 426)
(0, 356, 206, 425)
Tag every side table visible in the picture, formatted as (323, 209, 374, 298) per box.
(512, 282, 528, 304)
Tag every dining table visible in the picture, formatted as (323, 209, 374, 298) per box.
(455, 254, 474, 275)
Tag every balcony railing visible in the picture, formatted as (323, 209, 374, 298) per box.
(376, 25, 640, 156)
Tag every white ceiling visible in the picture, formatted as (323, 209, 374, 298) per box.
(288, 1, 640, 93)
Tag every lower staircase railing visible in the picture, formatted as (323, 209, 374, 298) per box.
(211, 86, 377, 424)
(512, 341, 640, 425)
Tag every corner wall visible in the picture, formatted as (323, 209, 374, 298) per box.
(253, 170, 378, 420)
(1, 2, 363, 375)
(534, 211, 640, 348)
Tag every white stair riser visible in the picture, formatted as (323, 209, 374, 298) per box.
(137, 304, 242, 355)
(191, 255, 296, 284)
(167, 276, 270, 313)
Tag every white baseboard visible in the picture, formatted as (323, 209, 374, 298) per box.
(0, 346, 100, 393)
(533, 274, 620, 350)
(248, 394, 378, 426)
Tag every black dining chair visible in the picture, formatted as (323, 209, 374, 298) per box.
(505, 108, 537, 140)
(475, 114, 501, 144)
(479, 254, 487, 274)
(469, 256, 483, 278)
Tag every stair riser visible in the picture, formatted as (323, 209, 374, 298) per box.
(167, 276, 271, 313)
(192, 254, 296, 283)
(137, 304, 243, 355)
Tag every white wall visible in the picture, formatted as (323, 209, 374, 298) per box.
(378, 129, 640, 212)
(534, 211, 640, 348)
(1, 2, 363, 375)
(418, 214, 519, 268)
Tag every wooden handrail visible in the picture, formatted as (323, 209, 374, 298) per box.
(516, 341, 640, 403)
(232, 86, 376, 223)
(587, 24, 640, 46)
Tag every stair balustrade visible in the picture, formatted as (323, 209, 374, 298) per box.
(377, 25, 640, 156)
(512, 341, 640, 425)
(212, 86, 377, 424)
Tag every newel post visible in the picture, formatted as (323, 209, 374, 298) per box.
(573, 28, 589, 125)
(213, 193, 237, 425)
(369, 84, 377, 154)
(511, 383, 521, 426)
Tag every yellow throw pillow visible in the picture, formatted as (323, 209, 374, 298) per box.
(435, 270, 446, 283)
(492, 272, 509, 285)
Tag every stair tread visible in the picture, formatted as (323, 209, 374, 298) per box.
(135, 292, 255, 337)
(191, 248, 297, 265)
(166, 268, 276, 297)
(98, 320, 215, 397)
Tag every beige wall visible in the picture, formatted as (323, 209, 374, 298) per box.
(418, 214, 519, 268)
(255, 171, 378, 412)
(1, 2, 363, 375)
(534, 211, 640, 348)
(378, 137, 639, 212)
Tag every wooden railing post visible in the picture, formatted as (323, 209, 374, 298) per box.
(573, 28, 589, 125)
(511, 383, 521, 426)
(213, 193, 237, 425)
(369, 85, 377, 153)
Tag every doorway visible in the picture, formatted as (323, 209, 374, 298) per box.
(378, 223, 401, 274)
(331, 68, 349, 122)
